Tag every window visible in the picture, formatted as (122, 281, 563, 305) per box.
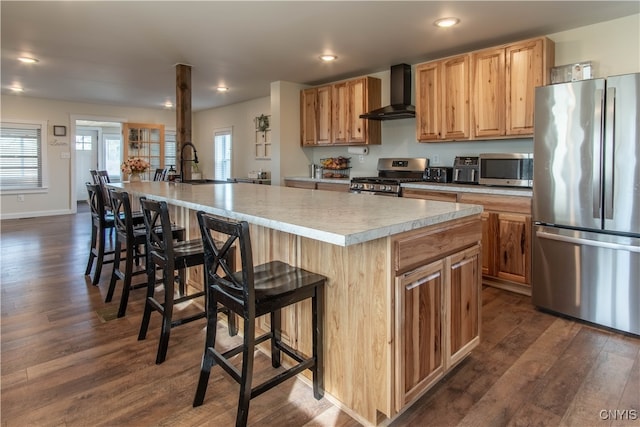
(165, 129, 177, 168)
(0, 120, 47, 191)
(104, 133, 122, 179)
(75, 134, 92, 151)
(213, 128, 232, 180)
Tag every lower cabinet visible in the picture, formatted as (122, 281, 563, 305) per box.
(284, 179, 350, 192)
(393, 221, 481, 412)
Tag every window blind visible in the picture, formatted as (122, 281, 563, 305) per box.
(0, 122, 43, 190)
(214, 129, 232, 180)
(165, 129, 177, 168)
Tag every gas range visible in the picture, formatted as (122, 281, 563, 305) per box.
(350, 158, 428, 196)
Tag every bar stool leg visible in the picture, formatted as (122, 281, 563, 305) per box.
(156, 264, 175, 364)
(116, 239, 136, 318)
(193, 292, 220, 407)
(270, 309, 281, 368)
(85, 222, 97, 277)
(105, 235, 123, 303)
(236, 316, 256, 427)
(313, 287, 324, 399)
(137, 258, 157, 341)
(92, 224, 107, 285)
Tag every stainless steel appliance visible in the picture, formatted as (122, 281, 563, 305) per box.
(423, 167, 453, 183)
(350, 158, 428, 196)
(359, 64, 415, 121)
(532, 73, 640, 336)
(453, 156, 479, 184)
(479, 153, 533, 187)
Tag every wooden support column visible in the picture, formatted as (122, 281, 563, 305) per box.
(176, 63, 192, 181)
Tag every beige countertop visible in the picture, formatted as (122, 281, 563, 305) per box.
(109, 181, 481, 247)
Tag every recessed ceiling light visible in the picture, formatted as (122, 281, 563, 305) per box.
(10, 86, 24, 92)
(320, 54, 337, 62)
(164, 101, 173, 109)
(216, 86, 229, 92)
(434, 17, 460, 28)
(18, 56, 39, 64)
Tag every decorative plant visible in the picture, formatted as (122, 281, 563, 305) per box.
(121, 157, 150, 174)
(257, 114, 270, 132)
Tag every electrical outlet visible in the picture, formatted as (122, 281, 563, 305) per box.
(359, 155, 364, 163)
(17, 194, 24, 202)
(433, 154, 440, 165)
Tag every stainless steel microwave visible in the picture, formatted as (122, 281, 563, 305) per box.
(479, 153, 533, 187)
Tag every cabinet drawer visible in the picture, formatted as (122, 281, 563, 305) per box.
(284, 180, 316, 190)
(458, 192, 531, 214)
(393, 217, 481, 274)
(402, 189, 458, 202)
(316, 182, 349, 192)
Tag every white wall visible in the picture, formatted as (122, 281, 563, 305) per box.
(192, 96, 270, 181)
(0, 96, 174, 218)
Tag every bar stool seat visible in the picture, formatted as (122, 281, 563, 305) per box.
(193, 212, 326, 427)
(138, 198, 236, 364)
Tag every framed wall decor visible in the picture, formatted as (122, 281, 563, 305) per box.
(53, 125, 67, 136)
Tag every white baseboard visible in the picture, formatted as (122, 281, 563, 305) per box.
(0, 208, 75, 220)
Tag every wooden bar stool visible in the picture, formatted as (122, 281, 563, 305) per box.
(193, 212, 326, 427)
(138, 198, 237, 364)
(105, 190, 186, 318)
(84, 182, 116, 286)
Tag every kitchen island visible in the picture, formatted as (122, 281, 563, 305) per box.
(109, 181, 483, 426)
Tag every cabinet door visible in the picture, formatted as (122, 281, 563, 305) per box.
(472, 48, 506, 138)
(480, 212, 496, 277)
(506, 39, 543, 135)
(284, 179, 317, 190)
(347, 78, 367, 143)
(496, 213, 531, 285)
(395, 260, 444, 410)
(316, 85, 332, 145)
(441, 55, 470, 140)
(331, 82, 349, 144)
(301, 88, 318, 146)
(316, 182, 349, 192)
(447, 245, 481, 368)
(415, 62, 441, 141)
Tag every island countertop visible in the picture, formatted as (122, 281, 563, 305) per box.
(109, 181, 482, 247)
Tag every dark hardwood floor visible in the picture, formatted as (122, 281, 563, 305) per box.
(1, 205, 638, 426)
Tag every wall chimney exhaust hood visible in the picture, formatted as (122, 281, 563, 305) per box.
(360, 63, 415, 121)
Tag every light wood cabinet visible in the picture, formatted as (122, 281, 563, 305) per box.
(505, 38, 552, 135)
(447, 244, 481, 368)
(471, 37, 554, 138)
(471, 47, 506, 138)
(284, 179, 349, 192)
(402, 187, 532, 294)
(416, 54, 470, 141)
(395, 260, 444, 410)
(301, 76, 381, 146)
(300, 85, 332, 146)
(393, 218, 481, 412)
(122, 122, 165, 181)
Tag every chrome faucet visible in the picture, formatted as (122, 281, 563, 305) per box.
(180, 142, 199, 181)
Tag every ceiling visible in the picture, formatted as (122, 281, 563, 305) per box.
(2, 1, 638, 112)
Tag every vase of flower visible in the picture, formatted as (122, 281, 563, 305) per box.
(121, 157, 150, 182)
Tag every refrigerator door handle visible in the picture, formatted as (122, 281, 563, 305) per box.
(535, 230, 640, 253)
(604, 87, 616, 219)
(592, 88, 604, 219)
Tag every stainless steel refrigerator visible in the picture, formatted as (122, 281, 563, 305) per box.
(532, 73, 640, 336)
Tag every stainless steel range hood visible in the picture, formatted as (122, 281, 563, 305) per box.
(360, 64, 415, 121)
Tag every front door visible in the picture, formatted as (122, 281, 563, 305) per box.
(75, 128, 98, 201)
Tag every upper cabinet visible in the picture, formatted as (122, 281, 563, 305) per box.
(416, 54, 470, 141)
(417, 36, 554, 142)
(301, 85, 332, 146)
(122, 122, 165, 180)
(300, 76, 381, 146)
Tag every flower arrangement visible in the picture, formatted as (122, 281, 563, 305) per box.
(121, 157, 150, 175)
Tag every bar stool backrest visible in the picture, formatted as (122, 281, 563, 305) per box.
(153, 168, 167, 181)
(86, 182, 109, 226)
(139, 197, 176, 267)
(197, 212, 255, 315)
(94, 171, 112, 210)
(110, 190, 138, 241)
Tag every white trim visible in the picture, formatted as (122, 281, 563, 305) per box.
(0, 208, 74, 220)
